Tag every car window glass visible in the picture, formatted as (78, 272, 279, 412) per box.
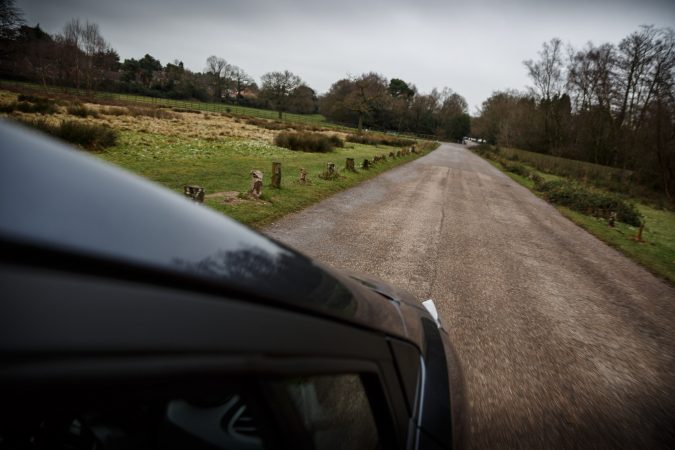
(278, 374, 380, 450)
(0, 383, 270, 450)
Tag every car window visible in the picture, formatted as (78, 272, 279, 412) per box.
(0, 374, 385, 450)
(0, 381, 270, 450)
(277, 374, 380, 450)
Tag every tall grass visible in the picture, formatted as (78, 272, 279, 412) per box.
(500, 147, 632, 189)
(274, 132, 341, 152)
(14, 118, 118, 151)
(0, 80, 327, 124)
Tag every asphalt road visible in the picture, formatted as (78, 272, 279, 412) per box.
(264, 143, 675, 449)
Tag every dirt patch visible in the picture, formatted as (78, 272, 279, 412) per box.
(205, 191, 270, 206)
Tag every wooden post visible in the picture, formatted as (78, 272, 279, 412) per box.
(346, 158, 355, 172)
(183, 185, 205, 203)
(608, 211, 616, 227)
(271, 162, 281, 188)
(362, 159, 370, 169)
(249, 170, 263, 198)
(299, 168, 307, 184)
(635, 222, 645, 242)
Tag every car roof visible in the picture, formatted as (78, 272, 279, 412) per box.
(0, 120, 409, 340)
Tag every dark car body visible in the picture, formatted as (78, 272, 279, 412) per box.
(0, 121, 466, 449)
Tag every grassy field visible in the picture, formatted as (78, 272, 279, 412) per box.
(0, 80, 327, 123)
(500, 147, 632, 185)
(484, 155, 675, 284)
(0, 89, 437, 228)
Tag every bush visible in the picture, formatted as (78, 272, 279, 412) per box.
(536, 180, 642, 226)
(11, 99, 58, 114)
(328, 134, 344, 148)
(346, 133, 414, 147)
(15, 118, 118, 151)
(59, 121, 117, 149)
(100, 106, 128, 116)
(67, 104, 99, 118)
(127, 106, 176, 119)
(472, 143, 500, 159)
(17, 94, 45, 103)
(502, 160, 531, 177)
(172, 107, 201, 114)
(274, 132, 336, 152)
(246, 117, 291, 131)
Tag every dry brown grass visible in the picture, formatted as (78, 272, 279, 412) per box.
(0, 88, 352, 145)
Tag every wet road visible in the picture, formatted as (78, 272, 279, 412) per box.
(264, 143, 675, 448)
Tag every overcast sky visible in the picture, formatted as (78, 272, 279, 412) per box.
(16, 0, 675, 112)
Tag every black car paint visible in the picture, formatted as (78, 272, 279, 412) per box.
(0, 121, 465, 449)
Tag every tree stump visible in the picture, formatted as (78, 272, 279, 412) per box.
(299, 168, 308, 184)
(183, 185, 205, 203)
(249, 170, 263, 198)
(362, 159, 370, 169)
(635, 222, 645, 242)
(322, 162, 336, 179)
(271, 162, 282, 188)
(346, 158, 356, 172)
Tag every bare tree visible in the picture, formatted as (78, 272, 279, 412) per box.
(524, 38, 565, 101)
(205, 55, 230, 101)
(229, 65, 253, 104)
(260, 70, 302, 119)
(61, 19, 109, 89)
(0, 0, 24, 40)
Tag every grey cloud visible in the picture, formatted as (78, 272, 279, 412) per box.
(16, 0, 675, 110)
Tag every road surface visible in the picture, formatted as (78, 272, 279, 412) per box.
(264, 143, 675, 448)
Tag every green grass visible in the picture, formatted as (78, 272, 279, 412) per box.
(557, 206, 675, 284)
(99, 131, 436, 228)
(500, 147, 632, 186)
(485, 157, 675, 284)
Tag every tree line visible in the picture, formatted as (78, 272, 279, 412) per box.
(473, 26, 675, 200)
(0, 0, 470, 140)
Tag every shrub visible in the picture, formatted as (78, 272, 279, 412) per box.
(472, 143, 500, 159)
(536, 180, 642, 226)
(328, 134, 344, 148)
(67, 104, 99, 118)
(59, 121, 117, 150)
(15, 118, 118, 151)
(274, 132, 336, 152)
(128, 106, 176, 119)
(14, 99, 58, 114)
(246, 117, 293, 131)
(172, 107, 201, 114)
(100, 106, 128, 116)
(17, 94, 44, 103)
(502, 160, 531, 177)
(346, 133, 414, 147)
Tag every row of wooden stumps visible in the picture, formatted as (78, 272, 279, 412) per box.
(184, 144, 419, 203)
(606, 211, 646, 242)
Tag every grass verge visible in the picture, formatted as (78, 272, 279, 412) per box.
(481, 152, 675, 284)
(99, 132, 437, 229)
